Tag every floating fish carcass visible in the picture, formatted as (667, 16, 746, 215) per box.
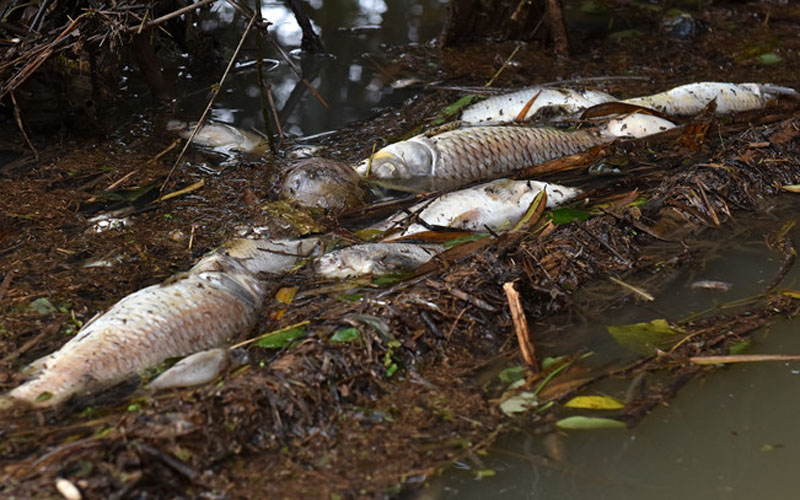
(457, 82, 798, 126)
(621, 82, 799, 116)
(167, 120, 270, 153)
(460, 87, 617, 124)
(355, 126, 606, 191)
(315, 242, 443, 279)
(374, 178, 582, 238)
(7, 262, 266, 407)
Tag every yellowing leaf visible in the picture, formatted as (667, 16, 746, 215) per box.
(781, 290, 800, 299)
(275, 287, 298, 304)
(556, 416, 626, 430)
(564, 395, 624, 410)
(781, 184, 800, 193)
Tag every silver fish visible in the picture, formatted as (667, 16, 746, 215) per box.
(603, 113, 677, 138)
(8, 265, 265, 406)
(374, 178, 582, 238)
(315, 242, 442, 279)
(167, 120, 269, 153)
(355, 126, 606, 191)
(461, 87, 617, 124)
(207, 237, 321, 275)
(622, 82, 798, 116)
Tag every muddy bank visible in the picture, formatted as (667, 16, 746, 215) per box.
(2, 2, 800, 499)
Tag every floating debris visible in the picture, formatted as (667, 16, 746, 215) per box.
(690, 279, 733, 291)
(374, 178, 581, 238)
(87, 212, 132, 233)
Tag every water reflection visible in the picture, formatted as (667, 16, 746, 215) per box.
(176, 0, 448, 137)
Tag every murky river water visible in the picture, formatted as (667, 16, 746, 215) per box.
(138, 1, 800, 497)
(411, 206, 800, 499)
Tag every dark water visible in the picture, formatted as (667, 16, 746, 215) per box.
(414, 206, 800, 500)
(169, 0, 448, 138)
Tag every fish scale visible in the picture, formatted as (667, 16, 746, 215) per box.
(413, 126, 603, 189)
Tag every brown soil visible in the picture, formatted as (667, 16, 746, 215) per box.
(2, 2, 800, 498)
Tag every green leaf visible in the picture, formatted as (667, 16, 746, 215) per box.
(498, 365, 525, 384)
(254, 326, 306, 349)
(759, 53, 782, 65)
(607, 318, 684, 355)
(564, 395, 625, 410)
(499, 390, 538, 416)
(330, 327, 360, 343)
(386, 363, 398, 377)
(338, 293, 363, 302)
(548, 207, 590, 225)
(372, 274, 410, 285)
(35, 391, 53, 403)
(474, 469, 496, 479)
(28, 297, 57, 315)
(438, 95, 477, 120)
(728, 340, 752, 355)
(442, 233, 488, 248)
(556, 416, 626, 430)
(541, 356, 567, 371)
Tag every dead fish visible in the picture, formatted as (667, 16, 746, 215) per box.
(166, 120, 269, 153)
(604, 112, 677, 138)
(279, 157, 365, 212)
(460, 87, 617, 124)
(690, 280, 733, 292)
(622, 82, 799, 116)
(204, 237, 321, 275)
(149, 347, 249, 391)
(7, 265, 266, 407)
(374, 178, 582, 238)
(315, 242, 442, 279)
(355, 126, 606, 191)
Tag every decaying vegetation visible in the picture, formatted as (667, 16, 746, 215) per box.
(2, 0, 800, 498)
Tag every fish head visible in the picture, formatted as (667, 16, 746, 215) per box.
(355, 139, 434, 180)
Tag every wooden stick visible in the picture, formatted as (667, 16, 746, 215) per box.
(9, 91, 38, 158)
(161, 12, 256, 192)
(503, 281, 539, 371)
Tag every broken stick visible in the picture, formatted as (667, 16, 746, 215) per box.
(503, 281, 539, 371)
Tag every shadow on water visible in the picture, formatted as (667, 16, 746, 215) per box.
(414, 204, 800, 500)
